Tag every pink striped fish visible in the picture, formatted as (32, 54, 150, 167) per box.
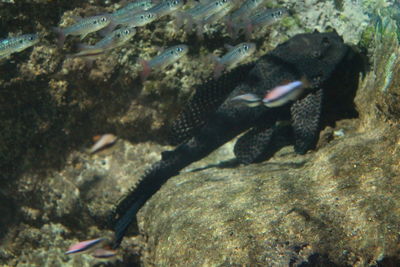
(262, 78, 310, 107)
(65, 238, 105, 255)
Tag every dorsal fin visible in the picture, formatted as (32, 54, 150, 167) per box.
(168, 62, 255, 145)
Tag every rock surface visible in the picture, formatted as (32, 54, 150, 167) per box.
(1, 0, 400, 266)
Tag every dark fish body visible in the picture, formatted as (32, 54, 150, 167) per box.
(111, 32, 356, 248)
(0, 34, 39, 59)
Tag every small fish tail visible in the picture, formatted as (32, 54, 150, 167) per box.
(139, 59, 151, 81)
(52, 27, 66, 47)
(226, 19, 237, 39)
(213, 61, 224, 79)
(245, 23, 253, 41)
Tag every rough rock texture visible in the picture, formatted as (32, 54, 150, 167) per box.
(1, 0, 400, 266)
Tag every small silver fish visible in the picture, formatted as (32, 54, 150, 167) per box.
(111, 0, 156, 20)
(231, 93, 262, 107)
(65, 238, 105, 255)
(229, 0, 265, 22)
(89, 134, 118, 154)
(212, 42, 256, 78)
(139, 44, 188, 80)
(183, 0, 234, 32)
(0, 34, 39, 60)
(53, 14, 113, 47)
(263, 78, 310, 107)
(201, 0, 237, 25)
(115, 11, 158, 27)
(91, 248, 117, 259)
(237, 8, 289, 39)
(71, 26, 136, 57)
(148, 0, 183, 18)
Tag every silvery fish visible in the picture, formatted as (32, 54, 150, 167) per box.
(91, 248, 117, 259)
(212, 42, 256, 78)
(71, 26, 136, 58)
(231, 93, 262, 107)
(111, 0, 156, 21)
(148, 0, 183, 18)
(52, 14, 113, 47)
(182, 0, 232, 32)
(139, 44, 188, 80)
(115, 11, 158, 27)
(0, 34, 39, 60)
(201, 0, 237, 25)
(229, 0, 265, 22)
(263, 78, 310, 107)
(236, 8, 288, 39)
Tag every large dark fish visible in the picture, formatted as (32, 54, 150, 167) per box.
(110, 31, 359, 248)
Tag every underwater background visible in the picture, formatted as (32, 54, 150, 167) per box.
(1, 0, 400, 266)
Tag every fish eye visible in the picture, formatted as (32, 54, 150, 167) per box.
(101, 17, 107, 22)
(176, 47, 183, 52)
(29, 36, 34, 40)
(277, 11, 282, 16)
(124, 30, 130, 34)
(244, 45, 249, 50)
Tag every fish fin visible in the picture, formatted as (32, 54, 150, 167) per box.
(70, 15, 82, 22)
(168, 63, 254, 145)
(226, 20, 237, 40)
(98, 22, 117, 37)
(51, 27, 66, 47)
(76, 43, 93, 52)
(224, 44, 234, 51)
(80, 33, 89, 41)
(139, 58, 151, 81)
(290, 88, 323, 154)
(213, 62, 225, 79)
(245, 23, 253, 41)
(234, 122, 293, 164)
(196, 24, 204, 41)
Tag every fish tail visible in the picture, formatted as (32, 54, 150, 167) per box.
(213, 61, 224, 79)
(245, 23, 253, 41)
(139, 59, 151, 81)
(52, 27, 66, 47)
(226, 19, 237, 40)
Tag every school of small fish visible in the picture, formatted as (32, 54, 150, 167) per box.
(1, 0, 295, 260)
(1, 0, 288, 78)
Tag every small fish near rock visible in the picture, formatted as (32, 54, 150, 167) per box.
(89, 134, 118, 154)
(0, 34, 39, 60)
(139, 44, 189, 81)
(65, 238, 105, 255)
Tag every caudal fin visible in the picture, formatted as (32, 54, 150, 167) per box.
(139, 59, 151, 81)
(52, 27, 66, 48)
(213, 62, 225, 79)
